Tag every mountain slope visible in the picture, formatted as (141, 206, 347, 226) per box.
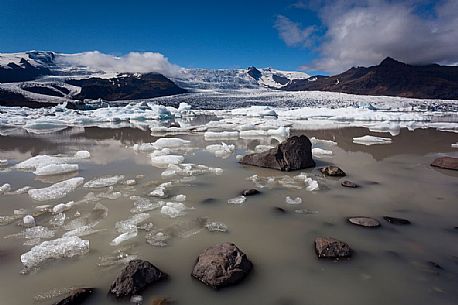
(283, 57, 458, 100)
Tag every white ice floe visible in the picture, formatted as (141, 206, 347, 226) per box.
(452, 143, 458, 148)
(8, 186, 32, 195)
(206, 142, 235, 158)
(255, 145, 274, 153)
(74, 151, 91, 159)
(34, 164, 79, 176)
(23, 215, 36, 227)
(352, 135, 392, 145)
(83, 175, 124, 188)
(173, 194, 186, 202)
(129, 196, 162, 213)
(115, 213, 150, 234)
(150, 154, 184, 168)
(0, 183, 11, 194)
(266, 126, 290, 138)
(52, 201, 75, 214)
(227, 196, 247, 205)
(14, 155, 65, 170)
(204, 131, 239, 140)
(310, 137, 337, 146)
(28, 177, 84, 201)
(20, 236, 90, 269)
(149, 182, 171, 198)
(232, 106, 277, 117)
(0, 159, 7, 166)
(312, 148, 333, 158)
(151, 137, 190, 149)
(110, 230, 137, 246)
(294, 173, 319, 191)
(160, 202, 189, 218)
(286, 196, 302, 205)
(205, 222, 228, 232)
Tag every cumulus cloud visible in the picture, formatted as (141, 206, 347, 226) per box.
(278, 0, 458, 73)
(274, 15, 316, 47)
(56, 51, 182, 77)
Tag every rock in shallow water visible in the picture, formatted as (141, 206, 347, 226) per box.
(341, 180, 359, 188)
(241, 189, 260, 196)
(240, 135, 315, 171)
(191, 242, 253, 288)
(314, 237, 352, 259)
(431, 157, 458, 171)
(347, 217, 381, 228)
(53, 288, 94, 305)
(320, 166, 346, 177)
(109, 260, 168, 298)
(383, 216, 411, 225)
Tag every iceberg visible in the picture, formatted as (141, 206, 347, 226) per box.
(83, 175, 124, 188)
(20, 236, 90, 269)
(150, 154, 184, 167)
(28, 177, 84, 201)
(15, 155, 65, 170)
(160, 202, 188, 218)
(34, 164, 79, 176)
(353, 135, 392, 145)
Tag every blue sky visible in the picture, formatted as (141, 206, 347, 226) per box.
(1, 0, 457, 74)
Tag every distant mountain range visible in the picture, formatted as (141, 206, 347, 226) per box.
(284, 57, 458, 100)
(0, 51, 457, 108)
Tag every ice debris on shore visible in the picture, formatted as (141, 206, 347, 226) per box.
(28, 177, 84, 201)
(20, 236, 89, 269)
(352, 135, 392, 145)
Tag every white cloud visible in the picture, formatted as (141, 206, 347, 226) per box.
(274, 15, 315, 47)
(279, 0, 458, 73)
(55, 51, 182, 77)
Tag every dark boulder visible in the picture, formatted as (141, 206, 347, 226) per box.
(320, 166, 346, 177)
(347, 217, 381, 228)
(273, 207, 287, 214)
(341, 180, 359, 188)
(383, 216, 411, 225)
(431, 157, 458, 171)
(109, 260, 167, 298)
(191, 242, 253, 288)
(241, 189, 260, 196)
(240, 135, 315, 171)
(314, 237, 352, 259)
(53, 288, 94, 305)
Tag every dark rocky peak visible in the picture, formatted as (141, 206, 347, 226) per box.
(379, 57, 406, 68)
(247, 66, 262, 80)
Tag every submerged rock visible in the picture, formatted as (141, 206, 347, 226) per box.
(320, 166, 346, 177)
(240, 135, 315, 171)
(273, 207, 287, 214)
(383, 216, 411, 225)
(341, 180, 359, 188)
(241, 189, 260, 196)
(431, 157, 458, 171)
(53, 288, 94, 305)
(109, 260, 168, 298)
(191, 242, 253, 288)
(151, 297, 171, 305)
(314, 237, 352, 259)
(347, 217, 381, 228)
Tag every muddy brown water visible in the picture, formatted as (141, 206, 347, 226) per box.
(0, 126, 457, 305)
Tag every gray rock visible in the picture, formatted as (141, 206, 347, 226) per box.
(341, 180, 358, 188)
(314, 237, 352, 259)
(240, 135, 315, 171)
(191, 242, 253, 288)
(241, 189, 260, 196)
(383, 216, 411, 225)
(347, 217, 381, 228)
(431, 157, 458, 171)
(53, 288, 94, 305)
(320, 166, 346, 177)
(109, 260, 167, 298)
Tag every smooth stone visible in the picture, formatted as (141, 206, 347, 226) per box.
(314, 237, 352, 259)
(201, 198, 217, 204)
(347, 217, 381, 228)
(240, 135, 315, 171)
(241, 189, 260, 196)
(341, 180, 359, 188)
(191, 242, 253, 289)
(53, 288, 95, 305)
(273, 207, 287, 214)
(109, 260, 168, 298)
(431, 156, 458, 171)
(383, 216, 411, 225)
(320, 166, 346, 177)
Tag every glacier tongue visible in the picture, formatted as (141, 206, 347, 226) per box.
(28, 177, 84, 201)
(20, 236, 89, 269)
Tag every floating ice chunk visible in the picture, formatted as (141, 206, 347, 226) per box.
(310, 137, 337, 146)
(115, 213, 150, 234)
(452, 143, 458, 148)
(9, 186, 32, 195)
(150, 154, 184, 168)
(237, 123, 257, 131)
(177, 102, 192, 112)
(151, 138, 190, 149)
(150, 148, 173, 156)
(0, 159, 7, 166)
(204, 131, 239, 140)
(173, 194, 186, 202)
(125, 179, 137, 186)
(232, 106, 277, 117)
(63, 224, 101, 238)
(239, 130, 267, 138)
(34, 164, 79, 176)
(98, 249, 138, 267)
(267, 126, 290, 138)
(368, 121, 401, 136)
(49, 213, 66, 227)
(52, 201, 75, 214)
(312, 148, 333, 158)
(227, 196, 247, 205)
(160, 202, 188, 218)
(146, 231, 169, 247)
(83, 175, 124, 188)
(206, 142, 235, 158)
(20, 236, 90, 269)
(130, 197, 162, 213)
(74, 151, 91, 159)
(24, 119, 68, 134)
(353, 135, 392, 145)
(130, 295, 143, 304)
(286, 196, 302, 204)
(149, 182, 172, 198)
(305, 178, 319, 191)
(28, 178, 84, 201)
(23, 215, 36, 227)
(14, 155, 65, 170)
(205, 222, 228, 232)
(0, 183, 11, 194)
(111, 230, 137, 246)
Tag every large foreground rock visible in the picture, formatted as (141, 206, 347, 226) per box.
(314, 237, 352, 259)
(240, 135, 315, 171)
(431, 157, 458, 171)
(109, 260, 167, 298)
(53, 288, 94, 305)
(191, 242, 253, 288)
